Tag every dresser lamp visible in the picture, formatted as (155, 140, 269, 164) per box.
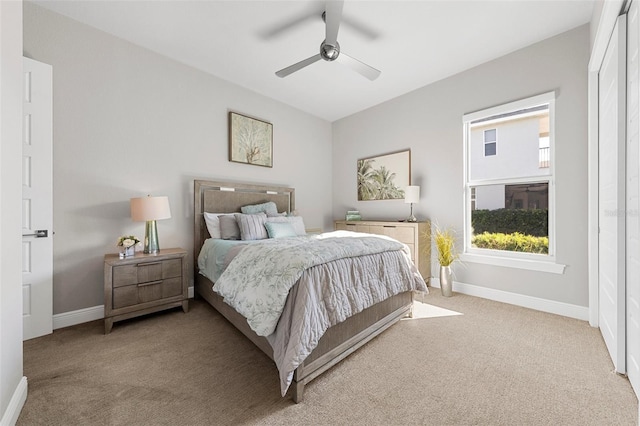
(130, 195, 172, 254)
(404, 185, 420, 222)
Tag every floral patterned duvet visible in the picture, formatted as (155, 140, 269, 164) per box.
(211, 230, 428, 395)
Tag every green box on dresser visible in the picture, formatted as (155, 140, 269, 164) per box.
(103, 247, 188, 334)
(334, 220, 431, 284)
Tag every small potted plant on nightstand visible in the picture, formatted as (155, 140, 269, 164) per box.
(434, 225, 459, 297)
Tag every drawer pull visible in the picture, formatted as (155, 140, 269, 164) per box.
(137, 261, 162, 267)
(383, 226, 396, 228)
(138, 280, 162, 287)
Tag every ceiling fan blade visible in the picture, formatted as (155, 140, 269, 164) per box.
(337, 52, 381, 81)
(324, 0, 344, 46)
(275, 54, 322, 78)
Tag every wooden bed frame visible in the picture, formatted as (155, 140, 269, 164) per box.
(193, 179, 413, 402)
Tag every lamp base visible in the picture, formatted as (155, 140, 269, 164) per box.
(406, 203, 417, 222)
(143, 220, 160, 254)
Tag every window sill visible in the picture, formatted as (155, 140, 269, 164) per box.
(460, 253, 566, 274)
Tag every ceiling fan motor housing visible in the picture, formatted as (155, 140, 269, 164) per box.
(320, 41, 340, 61)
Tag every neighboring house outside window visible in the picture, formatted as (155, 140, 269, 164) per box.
(463, 92, 555, 263)
(484, 129, 497, 156)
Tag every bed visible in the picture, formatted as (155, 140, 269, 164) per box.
(193, 179, 427, 402)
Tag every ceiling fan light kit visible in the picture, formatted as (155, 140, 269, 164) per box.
(275, 1, 380, 81)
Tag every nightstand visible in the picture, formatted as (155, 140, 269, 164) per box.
(104, 248, 188, 334)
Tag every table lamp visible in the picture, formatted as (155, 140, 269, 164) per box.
(404, 186, 420, 222)
(130, 195, 172, 254)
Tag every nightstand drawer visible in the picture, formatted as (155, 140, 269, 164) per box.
(112, 277, 183, 309)
(112, 259, 183, 288)
(161, 259, 182, 279)
(113, 284, 138, 308)
(112, 265, 138, 288)
(113, 282, 163, 308)
(161, 277, 182, 298)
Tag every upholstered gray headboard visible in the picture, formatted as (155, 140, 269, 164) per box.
(193, 180, 295, 266)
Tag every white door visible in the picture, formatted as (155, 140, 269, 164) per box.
(627, 0, 640, 395)
(598, 13, 627, 374)
(22, 57, 53, 341)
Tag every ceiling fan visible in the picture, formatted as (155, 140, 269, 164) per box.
(275, 1, 381, 81)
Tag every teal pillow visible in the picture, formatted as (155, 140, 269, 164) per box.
(265, 221, 297, 239)
(241, 201, 278, 217)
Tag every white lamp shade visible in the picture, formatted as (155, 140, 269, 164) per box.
(130, 196, 172, 221)
(404, 186, 420, 204)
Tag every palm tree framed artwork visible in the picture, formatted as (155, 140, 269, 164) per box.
(357, 149, 411, 200)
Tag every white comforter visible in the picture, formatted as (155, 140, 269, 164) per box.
(211, 231, 428, 396)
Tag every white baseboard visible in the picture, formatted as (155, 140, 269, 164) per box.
(430, 278, 589, 321)
(53, 305, 104, 330)
(0, 376, 27, 426)
(53, 286, 195, 329)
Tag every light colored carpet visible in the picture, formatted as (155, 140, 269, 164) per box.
(18, 290, 638, 425)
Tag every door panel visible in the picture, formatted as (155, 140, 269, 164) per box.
(598, 14, 627, 374)
(627, 0, 640, 395)
(22, 57, 53, 341)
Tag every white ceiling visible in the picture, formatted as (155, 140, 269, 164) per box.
(33, 0, 595, 122)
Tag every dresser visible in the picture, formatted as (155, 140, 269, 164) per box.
(104, 248, 188, 334)
(334, 220, 431, 283)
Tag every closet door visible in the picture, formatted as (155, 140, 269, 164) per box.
(598, 13, 626, 374)
(627, 0, 640, 395)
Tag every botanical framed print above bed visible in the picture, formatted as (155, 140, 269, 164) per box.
(357, 149, 411, 201)
(228, 111, 273, 167)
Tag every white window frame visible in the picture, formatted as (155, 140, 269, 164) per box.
(462, 91, 565, 274)
(483, 128, 497, 156)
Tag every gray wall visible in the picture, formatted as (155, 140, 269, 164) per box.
(23, 3, 333, 315)
(332, 25, 590, 307)
(22, 2, 591, 314)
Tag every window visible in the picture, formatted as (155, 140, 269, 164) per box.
(463, 92, 556, 263)
(484, 129, 497, 156)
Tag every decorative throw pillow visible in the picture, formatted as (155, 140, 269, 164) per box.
(241, 201, 279, 217)
(265, 221, 297, 239)
(218, 215, 240, 240)
(266, 215, 306, 236)
(235, 212, 268, 240)
(203, 212, 235, 239)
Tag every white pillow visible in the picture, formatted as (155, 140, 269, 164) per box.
(266, 216, 306, 236)
(203, 212, 235, 239)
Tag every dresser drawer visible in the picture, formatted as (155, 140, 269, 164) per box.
(405, 244, 415, 262)
(334, 220, 430, 286)
(368, 225, 415, 244)
(340, 223, 370, 233)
